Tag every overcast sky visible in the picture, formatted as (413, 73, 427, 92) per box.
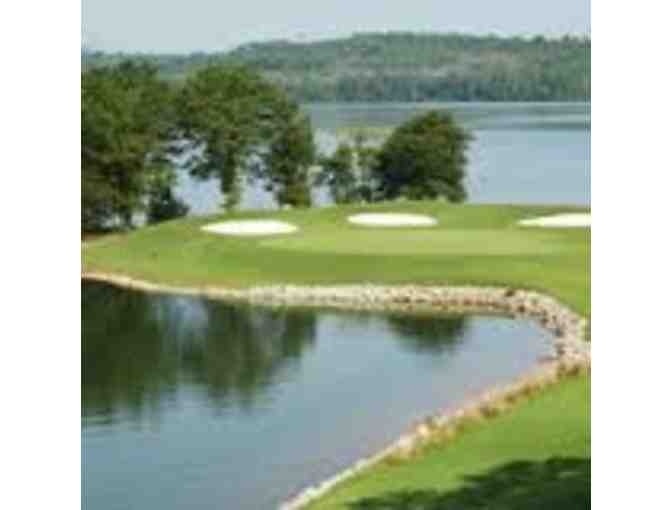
(82, 0, 590, 54)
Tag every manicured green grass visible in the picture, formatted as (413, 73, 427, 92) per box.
(83, 202, 590, 315)
(305, 375, 590, 510)
(82, 201, 590, 508)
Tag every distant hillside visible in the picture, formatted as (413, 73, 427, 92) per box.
(82, 32, 590, 102)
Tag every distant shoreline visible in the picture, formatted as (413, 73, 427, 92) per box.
(83, 32, 589, 103)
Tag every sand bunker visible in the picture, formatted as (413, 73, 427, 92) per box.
(518, 213, 591, 228)
(201, 220, 298, 236)
(347, 213, 438, 227)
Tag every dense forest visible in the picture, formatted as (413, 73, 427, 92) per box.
(82, 32, 590, 102)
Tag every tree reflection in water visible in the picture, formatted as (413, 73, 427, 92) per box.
(384, 313, 467, 354)
(82, 282, 317, 421)
(82, 282, 468, 424)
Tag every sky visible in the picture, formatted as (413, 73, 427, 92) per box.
(82, 0, 590, 54)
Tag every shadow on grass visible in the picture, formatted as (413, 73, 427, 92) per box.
(348, 457, 589, 510)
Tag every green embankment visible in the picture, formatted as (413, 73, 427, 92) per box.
(306, 376, 589, 510)
(82, 202, 590, 508)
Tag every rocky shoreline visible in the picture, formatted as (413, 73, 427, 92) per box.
(81, 271, 590, 509)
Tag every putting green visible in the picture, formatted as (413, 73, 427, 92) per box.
(261, 228, 571, 256)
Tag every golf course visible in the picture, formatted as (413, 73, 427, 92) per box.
(82, 201, 590, 509)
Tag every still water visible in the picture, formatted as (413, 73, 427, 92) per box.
(175, 102, 590, 213)
(82, 282, 554, 509)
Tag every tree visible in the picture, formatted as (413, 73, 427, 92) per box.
(81, 61, 177, 231)
(262, 113, 315, 208)
(373, 111, 471, 202)
(317, 142, 356, 204)
(317, 131, 379, 204)
(82, 61, 313, 233)
(147, 187, 189, 224)
(146, 171, 189, 224)
(83, 34, 590, 103)
(352, 131, 380, 202)
(177, 65, 303, 209)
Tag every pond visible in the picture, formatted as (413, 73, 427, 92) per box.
(175, 102, 590, 214)
(82, 281, 554, 510)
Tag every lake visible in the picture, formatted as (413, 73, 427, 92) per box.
(175, 102, 590, 214)
(82, 281, 554, 510)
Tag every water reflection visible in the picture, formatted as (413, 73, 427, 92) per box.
(82, 281, 552, 510)
(385, 313, 467, 354)
(83, 283, 317, 421)
(83, 283, 470, 424)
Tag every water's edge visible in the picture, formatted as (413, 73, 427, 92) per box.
(81, 272, 590, 509)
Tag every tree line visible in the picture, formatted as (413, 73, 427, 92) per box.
(83, 32, 590, 102)
(82, 61, 472, 233)
(82, 62, 315, 232)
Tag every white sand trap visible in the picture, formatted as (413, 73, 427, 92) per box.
(201, 220, 298, 236)
(518, 213, 591, 228)
(347, 213, 438, 227)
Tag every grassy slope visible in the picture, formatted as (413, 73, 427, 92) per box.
(82, 202, 590, 508)
(306, 376, 590, 510)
